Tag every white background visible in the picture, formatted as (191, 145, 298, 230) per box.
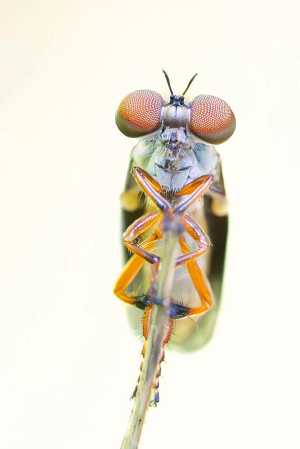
(1, 1, 300, 448)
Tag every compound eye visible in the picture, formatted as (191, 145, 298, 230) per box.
(189, 95, 236, 144)
(116, 90, 164, 137)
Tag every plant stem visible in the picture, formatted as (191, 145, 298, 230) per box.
(120, 229, 178, 449)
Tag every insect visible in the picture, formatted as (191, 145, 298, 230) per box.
(114, 71, 235, 405)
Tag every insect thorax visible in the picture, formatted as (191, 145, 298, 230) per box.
(132, 126, 220, 195)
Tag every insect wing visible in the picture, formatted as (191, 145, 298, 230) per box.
(119, 137, 228, 352)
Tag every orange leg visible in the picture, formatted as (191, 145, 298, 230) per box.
(114, 232, 163, 305)
(114, 255, 146, 305)
(175, 215, 211, 267)
(133, 167, 162, 193)
(173, 174, 214, 214)
(133, 168, 213, 216)
(175, 174, 213, 196)
(178, 235, 214, 316)
(133, 167, 171, 212)
(123, 212, 162, 264)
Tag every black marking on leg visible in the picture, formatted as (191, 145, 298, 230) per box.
(170, 303, 190, 319)
(134, 295, 151, 311)
(153, 296, 190, 319)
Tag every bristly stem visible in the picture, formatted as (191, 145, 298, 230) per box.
(120, 229, 178, 449)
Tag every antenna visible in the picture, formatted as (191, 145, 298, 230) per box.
(182, 73, 198, 96)
(162, 69, 174, 95)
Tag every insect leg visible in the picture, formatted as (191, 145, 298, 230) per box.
(175, 215, 211, 267)
(173, 174, 214, 215)
(132, 167, 171, 212)
(178, 236, 214, 316)
(114, 233, 162, 305)
(114, 255, 147, 305)
(123, 212, 162, 264)
(133, 167, 162, 193)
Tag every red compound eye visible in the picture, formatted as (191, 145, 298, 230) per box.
(189, 95, 236, 144)
(116, 90, 164, 137)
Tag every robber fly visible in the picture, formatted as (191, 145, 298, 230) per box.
(114, 71, 235, 404)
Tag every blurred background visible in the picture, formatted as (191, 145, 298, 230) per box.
(1, 0, 300, 448)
